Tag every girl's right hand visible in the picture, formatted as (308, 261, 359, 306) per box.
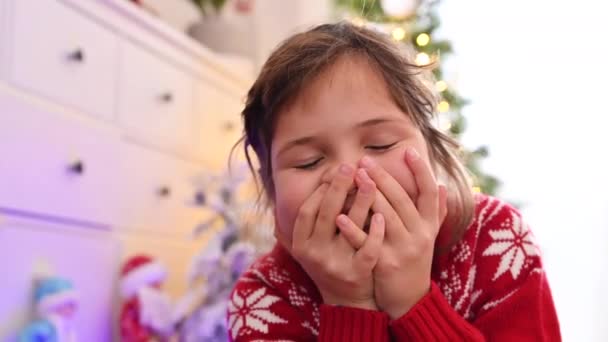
(281, 164, 385, 310)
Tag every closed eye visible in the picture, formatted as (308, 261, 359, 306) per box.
(294, 157, 323, 170)
(366, 142, 398, 151)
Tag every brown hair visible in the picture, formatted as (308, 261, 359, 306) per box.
(237, 21, 475, 249)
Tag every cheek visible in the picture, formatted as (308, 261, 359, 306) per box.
(273, 174, 318, 238)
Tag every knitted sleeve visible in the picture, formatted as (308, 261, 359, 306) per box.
(388, 197, 561, 341)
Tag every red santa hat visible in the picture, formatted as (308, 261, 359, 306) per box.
(120, 255, 167, 299)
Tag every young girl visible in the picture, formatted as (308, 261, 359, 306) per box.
(228, 22, 560, 341)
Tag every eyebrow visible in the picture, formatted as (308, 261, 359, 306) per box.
(355, 117, 397, 128)
(276, 116, 397, 158)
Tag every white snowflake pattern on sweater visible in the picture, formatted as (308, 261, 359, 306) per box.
(435, 195, 500, 314)
(228, 287, 288, 338)
(482, 210, 540, 280)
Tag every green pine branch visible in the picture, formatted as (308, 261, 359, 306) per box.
(190, 0, 228, 16)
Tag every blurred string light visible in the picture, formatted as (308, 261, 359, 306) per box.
(349, 16, 366, 27)
(437, 100, 450, 113)
(380, 0, 419, 18)
(435, 80, 448, 92)
(441, 120, 452, 131)
(416, 33, 430, 46)
(415, 52, 430, 65)
(391, 27, 406, 41)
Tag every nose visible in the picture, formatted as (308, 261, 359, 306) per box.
(320, 157, 361, 194)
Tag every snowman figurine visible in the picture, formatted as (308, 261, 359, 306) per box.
(19, 277, 79, 342)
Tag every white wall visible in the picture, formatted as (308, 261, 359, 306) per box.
(438, 1, 608, 340)
(139, 0, 330, 67)
(141, 0, 201, 31)
(251, 0, 330, 65)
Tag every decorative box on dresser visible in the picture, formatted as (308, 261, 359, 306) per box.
(0, 0, 252, 340)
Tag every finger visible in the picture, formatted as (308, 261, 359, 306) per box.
(354, 213, 385, 269)
(404, 147, 439, 222)
(371, 190, 410, 241)
(292, 183, 329, 246)
(336, 214, 367, 250)
(313, 164, 355, 242)
(360, 156, 419, 231)
(348, 169, 376, 228)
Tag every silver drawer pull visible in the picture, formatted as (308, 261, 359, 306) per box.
(67, 160, 85, 175)
(158, 186, 171, 197)
(159, 92, 173, 103)
(67, 48, 85, 62)
(194, 191, 206, 206)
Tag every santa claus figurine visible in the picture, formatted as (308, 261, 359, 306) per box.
(119, 255, 176, 342)
(19, 276, 79, 342)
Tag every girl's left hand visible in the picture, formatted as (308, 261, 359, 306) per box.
(336, 147, 448, 319)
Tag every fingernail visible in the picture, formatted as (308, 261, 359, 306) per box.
(360, 156, 375, 169)
(374, 213, 384, 225)
(339, 164, 353, 175)
(337, 214, 349, 225)
(407, 148, 419, 160)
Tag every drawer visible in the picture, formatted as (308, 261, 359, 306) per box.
(0, 91, 122, 226)
(194, 79, 244, 169)
(115, 142, 205, 236)
(117, 40, 195, 155)
(10, 0, 118, 121)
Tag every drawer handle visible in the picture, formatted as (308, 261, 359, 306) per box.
(67, 160, 85, 175)
(223, 121, 236, 132)
(194, 191, 206, 206)
(158, 186, 171, 197)
(67, 49, 85, 63)
(160, 92, 173, 103)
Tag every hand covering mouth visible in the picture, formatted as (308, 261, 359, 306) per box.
(340, 197, 373, 233)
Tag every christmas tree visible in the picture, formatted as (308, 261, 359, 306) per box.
(335, 0, 499, 194)
(181, 164, 272, 341)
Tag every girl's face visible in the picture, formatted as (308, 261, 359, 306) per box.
(271, 56, 432, 244)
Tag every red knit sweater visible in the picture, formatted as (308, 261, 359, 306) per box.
(228, 194, 561, 341)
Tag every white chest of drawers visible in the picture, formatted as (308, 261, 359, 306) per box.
(0, 0, 252, 340)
